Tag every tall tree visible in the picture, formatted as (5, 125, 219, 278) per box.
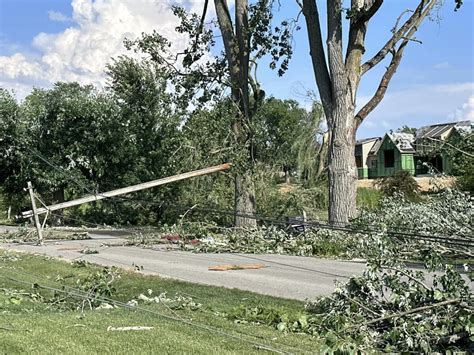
(127, 0, 293, 227)
(254, 98, 322, 184)
(299, 0, 459, 224)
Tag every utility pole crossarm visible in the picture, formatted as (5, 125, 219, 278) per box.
(21, 163, 231, 219)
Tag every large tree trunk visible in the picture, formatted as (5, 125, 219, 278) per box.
(327, 109, 357, 225)
(234, 172, 256, 227)
(232, 118, 257, 229)
(214, 0, 257, 228)
(301, 0, 438, 225)
(315, 132, 328, 180)
(51, 188, 65, 226)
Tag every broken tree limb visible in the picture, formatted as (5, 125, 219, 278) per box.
(22, 164, 231, 219)
(359, 298, 461, 328)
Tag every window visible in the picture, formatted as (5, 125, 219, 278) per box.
(355, 156, 362, 168)
(384, 149, 395, 168)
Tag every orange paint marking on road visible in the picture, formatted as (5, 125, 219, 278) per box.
(208, 263, 266, 271)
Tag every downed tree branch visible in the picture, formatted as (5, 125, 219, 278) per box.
(359, 298, 461, 328)
(382, 266, 431, 292)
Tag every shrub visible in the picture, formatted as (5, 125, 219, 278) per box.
(356, 187, 382, 210)
(374, 170, 420, 199)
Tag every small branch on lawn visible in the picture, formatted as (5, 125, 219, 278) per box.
(339, 293, 381, 317)
(383, 266, 431, 292)
(359, 299, 461, 328)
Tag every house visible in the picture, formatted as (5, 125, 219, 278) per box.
(414, 120, 471, 175)
(372, 132, 416, 177)
(355, 137, 380, 179)
(355, 120, 472, 179)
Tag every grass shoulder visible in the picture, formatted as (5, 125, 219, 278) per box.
(0, 250, 320, 354)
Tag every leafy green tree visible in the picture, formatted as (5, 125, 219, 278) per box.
(125, 0, 295, 227)
(290, 102, 327, 184)
(106, 56, 181, 183)
(0, 89, 30, 211)
(397, 125, 417, 135)
(254, 98, 307, 183)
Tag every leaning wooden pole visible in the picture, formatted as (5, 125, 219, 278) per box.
(27, 181, 43, 245)
(22, 163, 231, 219)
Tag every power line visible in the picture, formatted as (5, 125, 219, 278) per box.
(0, 271, 302, 354)
(13, 137, 474, 248)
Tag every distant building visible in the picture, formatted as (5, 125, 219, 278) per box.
(355, 120, 472, 179)
(355, 137, 380, 179)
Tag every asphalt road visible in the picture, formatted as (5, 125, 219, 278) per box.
(0, 226, 367, 300)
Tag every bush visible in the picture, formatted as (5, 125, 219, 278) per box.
(257, 184, 328, 220)
(356, 187, 382, 210)
(375, 170, 420, 199)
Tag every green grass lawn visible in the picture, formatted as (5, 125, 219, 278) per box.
(0, 251, 320, 353)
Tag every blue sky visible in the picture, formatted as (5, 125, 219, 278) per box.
(0, 0, 473, 138)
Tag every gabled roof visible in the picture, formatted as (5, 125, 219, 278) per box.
(372, 132, 415, 155)
(356, 137, 380, 145)
(416, 120, 471, 139)
(389, 132, 415, 153)
(369, 138, 382, 155)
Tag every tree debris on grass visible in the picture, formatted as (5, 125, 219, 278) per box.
(107, 326, 154, 331)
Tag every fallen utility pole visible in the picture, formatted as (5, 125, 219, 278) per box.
(26, 181, 44, 245)
(22, 163, 231, 219)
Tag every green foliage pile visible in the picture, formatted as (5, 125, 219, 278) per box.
(356, 187, 383, 210)
(355, 189, 473, 241)
(256, 183, 328, 220)
(374, 170, 421, 199)
(306, 237, 473, 352)
(209, 193, 474, 352)
(189, 226, 355, 258)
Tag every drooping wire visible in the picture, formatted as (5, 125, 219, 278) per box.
(0, 271, 302, 355)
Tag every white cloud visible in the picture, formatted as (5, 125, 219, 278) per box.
(0, 0, 209, 99)
(0, 53, 43, 79)
(48, 11, 72, 23)
(448, 94, 474, 122)
(433, 61, 450, 69)
(358, 82, 474, 136)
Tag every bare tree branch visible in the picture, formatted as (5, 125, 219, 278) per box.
(214, 1, 238, 84)
(301, 0, 333, 118)
(345, 0, 371, 105)
(360, 0, 436, 75)
(355, 43, 407, 126)
(235, 0, 250, 121)
(326, 0, 345, 104)
(355, 0, 437, 126)
(192, 0, 210, 53)
(354, 0, 384, 24)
